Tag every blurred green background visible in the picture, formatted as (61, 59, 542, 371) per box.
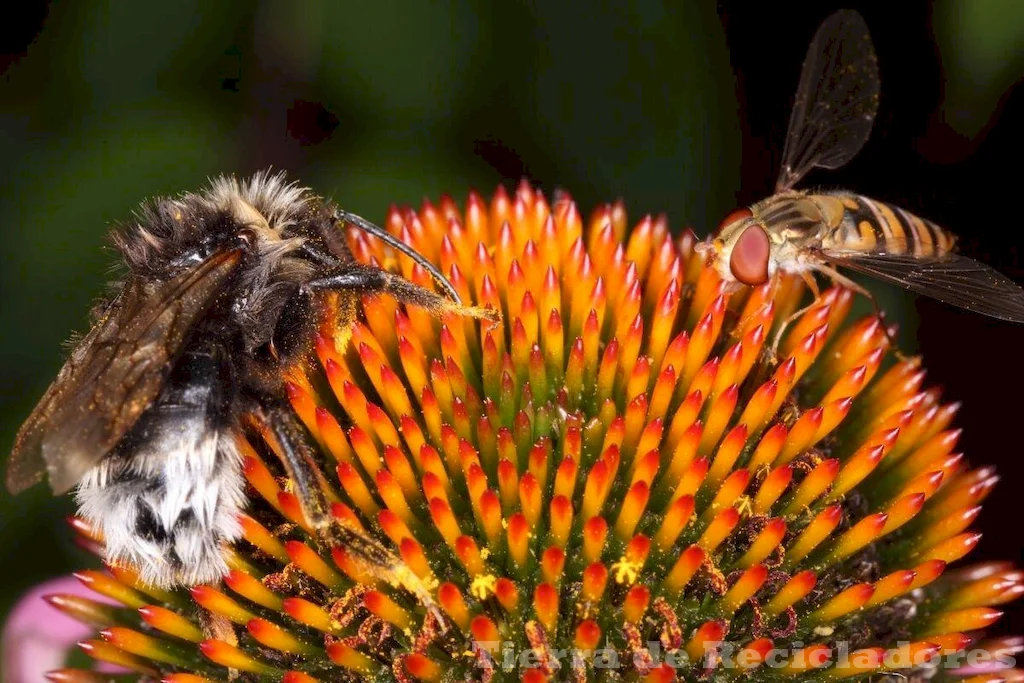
(0, 0, 1021, 652)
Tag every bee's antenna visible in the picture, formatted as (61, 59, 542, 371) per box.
(336, 210, 462, 305)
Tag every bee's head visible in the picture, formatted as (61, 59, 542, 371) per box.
(117, 172, 311, 279)
(695, 207, 773, 287)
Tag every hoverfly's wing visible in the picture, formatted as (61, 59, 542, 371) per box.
(821, 251, 1024, 323)
(776, 10, 880, 192)
(6, 250, 241, 495)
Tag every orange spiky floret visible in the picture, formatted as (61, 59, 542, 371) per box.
(49, 182, 1021, 682)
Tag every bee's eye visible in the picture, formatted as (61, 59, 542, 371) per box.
(237, 227, 259, 250)
(729, 225, 770, 286)
(716, 207, 753, 235)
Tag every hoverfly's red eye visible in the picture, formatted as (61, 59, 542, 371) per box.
(729, 225, 770, 286)
(716, 207, 754, 235)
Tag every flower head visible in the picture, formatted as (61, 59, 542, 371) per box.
(26, 182, 1022, 682)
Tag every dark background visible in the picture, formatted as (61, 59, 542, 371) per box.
(0, 0, 1021, 643)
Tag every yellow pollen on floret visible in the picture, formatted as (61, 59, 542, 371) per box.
(734, 495, 754, 519)
(470, 574, 498, 601)
(611, 555, 643, 585)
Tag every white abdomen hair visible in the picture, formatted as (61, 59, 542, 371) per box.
(74, 353, 245, 588)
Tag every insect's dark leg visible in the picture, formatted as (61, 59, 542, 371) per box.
(253, 402, 332, 530)
(297, 241, 341, 267)
(336, 210, 463, 304)
(252, 401, 448, 629)
(305, 264, 498, 321)
(198, 609, 237, 646)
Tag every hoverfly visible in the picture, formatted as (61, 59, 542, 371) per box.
(698, 10, 1024, 330)
(6, 172, 492, 616)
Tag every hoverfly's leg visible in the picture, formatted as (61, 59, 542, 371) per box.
(814, 264, 905, 358)
(304, 264, 499, 322)
(253, 402, 449, 630)
(802, 270, 822, 299)
(769, 271, 823, 360)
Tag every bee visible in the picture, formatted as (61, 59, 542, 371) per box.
(698, 10, 1024, 334)
(5, 172, 491, 604)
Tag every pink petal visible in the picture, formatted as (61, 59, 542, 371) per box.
(1, 576, 113, 682)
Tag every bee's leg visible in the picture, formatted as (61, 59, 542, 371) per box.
(252, 402, 333, 530)
(253, 402, 449, 630)
(814, 264, 905, 358)
(335, 209, 463, 304)
(304, 264, 499, 322)
(768, 271, 823, 360)
(194, 597, 241, 679)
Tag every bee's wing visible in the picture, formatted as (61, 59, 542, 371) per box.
(6, 249, 241, 495)
(821, 250, 1024, 323)
(776, 10, 880, 192)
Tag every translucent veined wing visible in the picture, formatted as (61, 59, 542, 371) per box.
(776, 10, 881, 192)
(6, 249, 241, 495)
(819, 250, 1024, 322)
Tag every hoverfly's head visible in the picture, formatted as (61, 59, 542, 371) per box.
(695, 207, 772, 287)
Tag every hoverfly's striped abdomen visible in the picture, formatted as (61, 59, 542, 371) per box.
(820, 192, 956, 258)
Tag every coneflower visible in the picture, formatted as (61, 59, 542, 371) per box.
(35, 182, 1021, 682)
